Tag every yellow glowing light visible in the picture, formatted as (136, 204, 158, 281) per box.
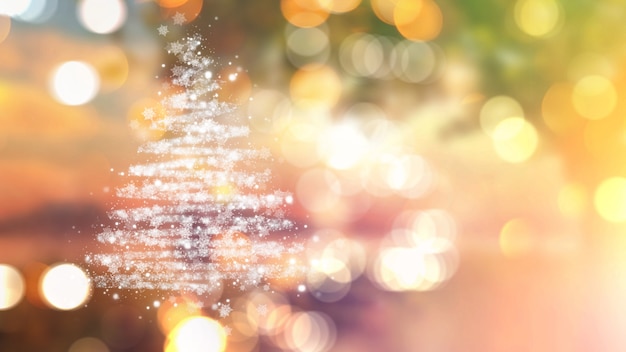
(492, 117, 539, 163)
(0, 264, 25, 310)
(78, 0, 127, 34)
(594, 177, 626, 223)
(480, 96, 524, 137)
(40, 263, 92, 310)
(94, 45, 129, 93)
(558, 182, 587, 218)
(290, 64, 341, 110)
(572, 75, 617, 120)
(68, 337, 110, 352)
(281, 0, 329, 28)
(500, 218, 534, 257)
(50, 61, 100, 106)
(567, 53, 614, 83)
(394, 0, 442, 41)
(317, 0, 361, 13)
(370, 0, 397, 25)
(165, 316, 227, 352)
(514, 0, 562, 37)
(127, 99, 167, 141)
(158, 0, 189, 8)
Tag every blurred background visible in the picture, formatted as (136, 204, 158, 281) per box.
(2, 0, 626, 351)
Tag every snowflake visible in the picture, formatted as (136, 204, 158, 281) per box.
(168, 41, 184, 55)
(223, 325, 232, 336)
(157, 25, 169, 36)
(218, 303, 232, 318)
(256, 304, 268, 316)
(172, 12, 186, 25)
(142, 107, 156, 120)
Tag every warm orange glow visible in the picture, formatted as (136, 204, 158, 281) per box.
(158, 0, 189, 8)
(161, 0, 202, 23)
(126, 98, 167, 141)
(394, 0, 443, 41)
(370, 0, 398, 25)
(281, 0, 329, 28)
(317, 0, 362, 13)
(541, 82, 584, 134)
(289, 64, 341, 109)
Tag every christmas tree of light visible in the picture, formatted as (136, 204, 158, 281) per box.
(86, 33, 306, 297)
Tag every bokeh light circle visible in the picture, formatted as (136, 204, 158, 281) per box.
(285, 311, 336, 352)
(78, 0, 127, 34)
(40, 263, 92, 310)
(68, 337, 110, 352)
(571, 75, 617, 120)
(492, 117, 539, 163)
(0, 264, 25, 310)
(500, 218, 534, 257)
(165, 316, 227, 352)
(394, 0, 443, 41)
(480, 95, 524, 137)
(49, 61, 100, 106)
(514, 0, 563, 37)
(594, 177, 626, 223)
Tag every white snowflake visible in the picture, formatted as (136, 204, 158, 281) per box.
(223, 325, 232, 336)
(142, 107, 156, 120)
(157, 25, 169, 36)
(172, 12, 186, 25)
(218, 303, 232, 318)
(168, 41, 184, 55)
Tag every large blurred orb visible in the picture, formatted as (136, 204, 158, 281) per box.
(0, 264, 25, 310)
(50, 61, 100, 106)
(165, 316, 227, 352)
(571, 75, 617, 120)
(15, 0, 57, 23)
(594, 177, 626, 223)
(0, 0, 30, 17)
(40, 263, 92, 310)
(492, 117, 538, 163)
(78, 0, 127, 34)
(514, 0, 562, 37)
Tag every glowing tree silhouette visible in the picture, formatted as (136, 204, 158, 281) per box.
(86, 34, 306, 297)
